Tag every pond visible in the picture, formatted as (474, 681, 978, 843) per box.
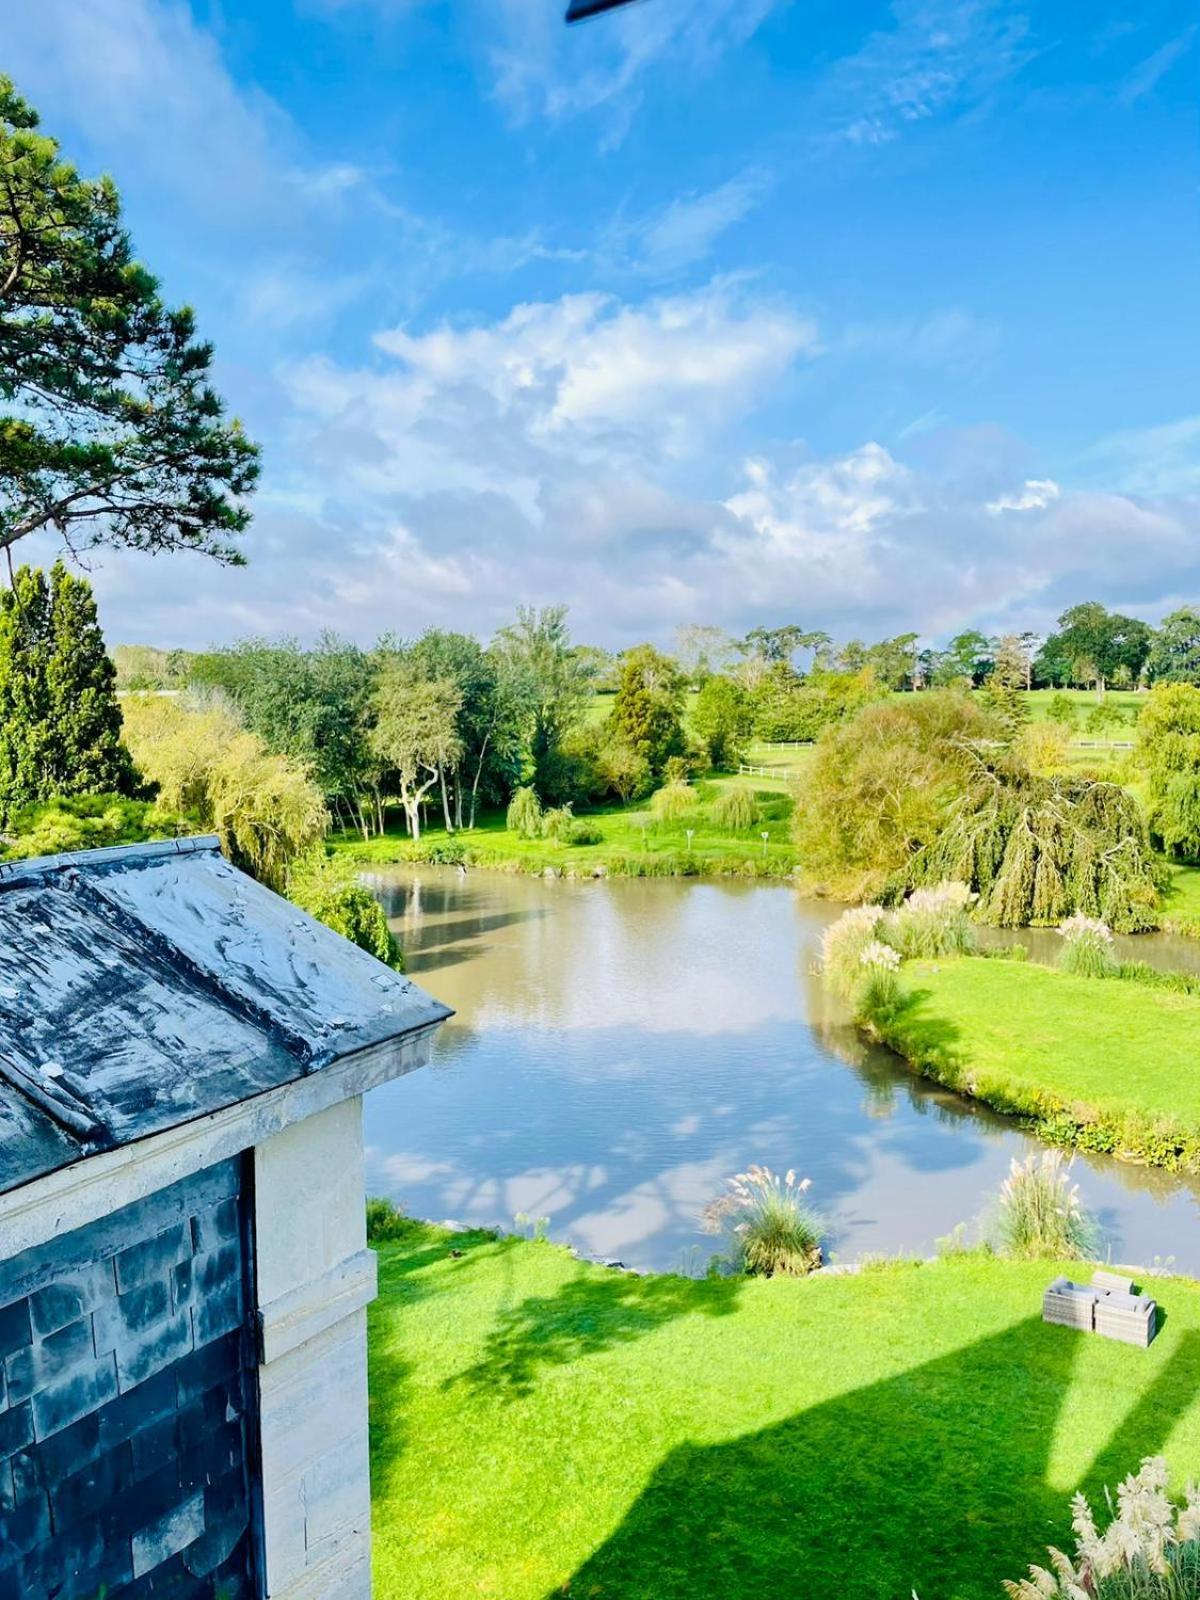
(363, 868, 1200, 1275)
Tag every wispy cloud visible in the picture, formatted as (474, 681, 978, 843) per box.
(815, 0, 1036, 150)
(1118, 25, 1198, 105)
(1087, 415, 1200, 497)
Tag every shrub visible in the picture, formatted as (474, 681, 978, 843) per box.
(994, 1150, 1094, 1259)
(540, 803, 577, 842)
(819, 904, 888, 1000)
(1045, 692, 1077, 728)
(417, 837, 467, 866)
(507, 785, 543, 839)
(1004, 1456, 1200, 1599)
(286, 851, 404, 969)
(366, 1197, 412, 1243)
(1057, 913, 1117, 977)
(1019, 720, 1070, 773)
(1, 794, 186, 861)
(702, 1165, 823, 1276)
(710, 786, 758, 831)
(650, 781, 697, 823)
(565, 822, 603, 847)
(887, 881, 976, 958)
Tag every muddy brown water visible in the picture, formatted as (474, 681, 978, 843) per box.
(362, 868, 1200, 1274)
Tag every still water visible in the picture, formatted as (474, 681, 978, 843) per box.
(363, 868, 1200, 1274)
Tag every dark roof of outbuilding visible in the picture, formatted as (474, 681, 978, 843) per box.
(0, 837, 450, 1197)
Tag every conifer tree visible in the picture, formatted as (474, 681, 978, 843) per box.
(0, 566, 54, 822)
(0, 563, 136, 823)
(45, 563, 138, 798)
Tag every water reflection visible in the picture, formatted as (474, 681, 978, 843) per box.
(363, 868, 1200, 1273)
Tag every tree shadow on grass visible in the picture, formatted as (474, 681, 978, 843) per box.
(546, 1318, 1200, 1600)
(446, 1264, 742, 1400)
(884, 986, 968, 1083)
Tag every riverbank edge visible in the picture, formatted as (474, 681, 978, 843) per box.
(335, 835, 800, 881)
(871, 957, 1200, 1174)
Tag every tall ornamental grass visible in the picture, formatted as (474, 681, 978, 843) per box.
(1004, 1456, 1200, 1599)
(888, 880, 977, 959)
(702, 1165, 823, 1277)
(995, 1149, 1094, 1259)
(820, 904, 888, 1000)
(1057, 913, 1118, 978)
(854, 940, 902, 1029)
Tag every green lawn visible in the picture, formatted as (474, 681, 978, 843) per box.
(369, 1221, 1200, 1600)
(882, 957, 1200, 1168)
(333, 767, 804, 879)
(1161, 861, 1200, 935)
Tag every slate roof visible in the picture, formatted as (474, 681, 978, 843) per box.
(0, 837, 450, 1197)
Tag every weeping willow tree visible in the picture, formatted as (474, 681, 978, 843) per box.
(895, 750, 1164, 931)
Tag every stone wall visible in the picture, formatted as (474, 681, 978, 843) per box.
(0, 1159, 258, 1600)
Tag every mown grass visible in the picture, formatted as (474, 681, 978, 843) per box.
(878, 956, 1200, 1169)
(333, 758, 809, 880)
(369, 1219, 1200, 1600)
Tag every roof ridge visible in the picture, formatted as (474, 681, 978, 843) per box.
(0, 835, 221, 887)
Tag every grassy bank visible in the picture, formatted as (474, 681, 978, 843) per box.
(878, 956, 1200, 1169)
(333, 758, 807, 880)
(369, 1219, 1200, 1600)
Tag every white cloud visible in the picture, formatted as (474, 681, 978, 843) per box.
(986, 478, 1061, 514)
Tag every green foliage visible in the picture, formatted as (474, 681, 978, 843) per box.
(650, 782, 697, 823)
(0, 76, 259, 561)
(1036, 602, 1151, 691)
(112, 644, 194, 691)
(994, 1150, 1094, 1259)
(493, 607, 592, 803)
(121, 693, 328, 888)
(691, 675, 750, 769)
(507, 785, 544, 839)
(1136, 683, 1200, 861)
(371, 664, 463, 840)
(286, 851, 403, 969)
(608, 644, 686, 779)
(595, 738, 652, 804)
(0, 563, 137, 823)
(192, 634, 377, 820)
(366, 1197, 413, 1243)
(794, 689, 1000, 900)
(1045, 692, 1077, 727)
(702, 1164, 823, 1277)
(1148, 606, 1200, 685)
(540, 803, 577, 842)
(751, 666, 883, 742)
(900, 752, 1164, 932)
(1, 793, 183, 860)
(1085, 701, 1128, 738)
(564, 823, 603, 847)
(710, 786, 758, 831)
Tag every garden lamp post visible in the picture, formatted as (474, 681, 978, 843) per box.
(686, 828, 694, 853)
(761, 830, 770, 857)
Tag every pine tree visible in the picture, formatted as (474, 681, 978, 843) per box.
(0, 563, 136, 824)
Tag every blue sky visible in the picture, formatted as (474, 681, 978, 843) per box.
(6, 0, 1199, 648)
